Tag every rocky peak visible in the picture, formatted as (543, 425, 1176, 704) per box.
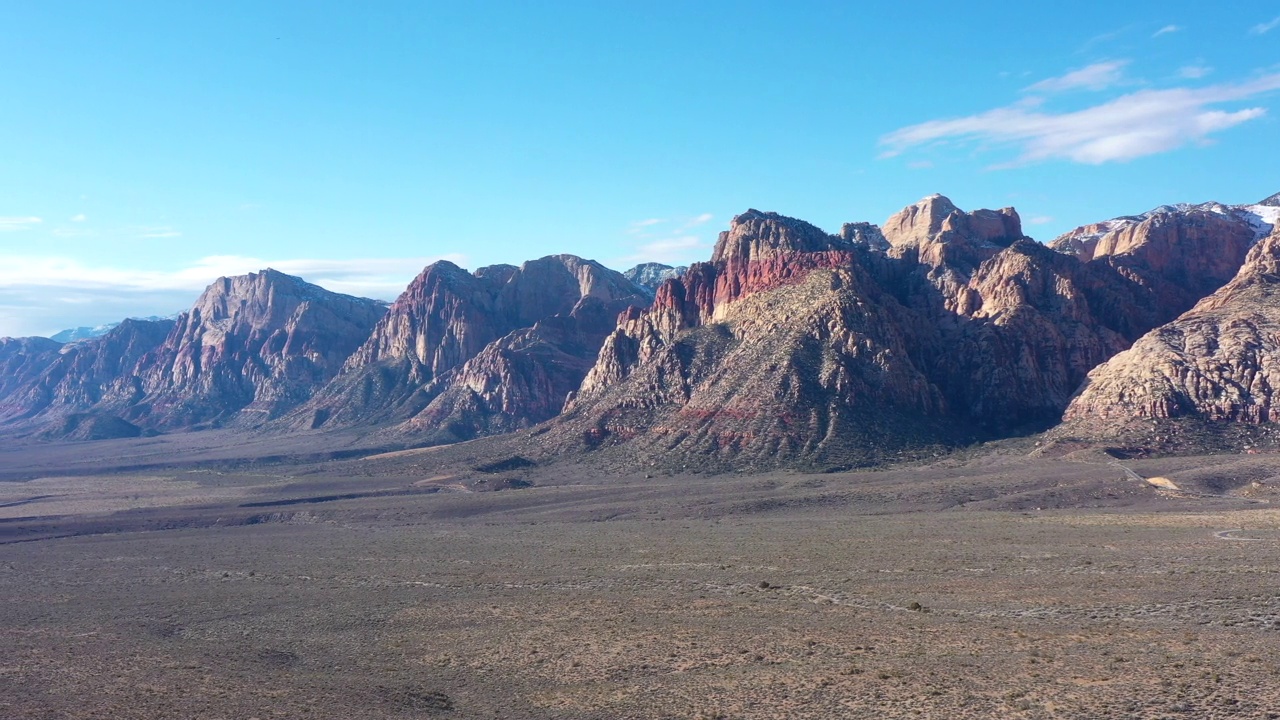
(710, 210, 846, 263)
(624, 263, 687, 294)
(1062, 227, 1280, 432)
(839, 222, 890, 251)
(474, 263, 520, 285)
(1259, 191, 1280, 208)
(881, 195, 1022, 272)
(295, 253, 649, 435)
(882, 195, 1022, 249)
(521, 254, 642, 303)
(0, 337, 64, 409)
(186, 268, 373, 334)
(491, 255, 648, 330)
(1048, 207, 1256, 318)
(880, 194, 962, 248)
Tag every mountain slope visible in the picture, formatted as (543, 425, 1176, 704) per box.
(0, 270, 386, 434)
(552, 194, 1270, 469)
(1062, 227, 1280, 437)
(294, 254, 649, 439)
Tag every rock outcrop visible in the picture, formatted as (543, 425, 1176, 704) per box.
(0, 337, 64, 420)
(623, 263, 687, 295)
(294, 255, 649, 438)
(1049, 205, 1260, 321)
(0, 270, 386, 433)
(556, 194, 1271, 469)
(1063, 228, 1280, 430)
(3, 191, 1274, 460)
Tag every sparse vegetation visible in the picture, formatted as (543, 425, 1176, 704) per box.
(3, 443, 1280, 718)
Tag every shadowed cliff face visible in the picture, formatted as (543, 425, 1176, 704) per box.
(0, 336, 65, 421)
(292, 254, 650, 437)
(0, 270, 387, 434)
(1063, 228, 1280, 431)
(2, 192, 1274, 459)
(557, 195, 1269, 469)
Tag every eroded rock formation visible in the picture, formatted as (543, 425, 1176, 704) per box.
(1064, 228, 1280, 427)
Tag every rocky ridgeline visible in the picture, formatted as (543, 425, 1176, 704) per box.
(0, 192, 1276, 462)
(0, 270, 386, 437)
(1063, 227, 1280, 428)
(288, 254, 650, 442)
(557, 193, 1277, 468)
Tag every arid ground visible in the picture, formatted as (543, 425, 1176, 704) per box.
(3, 434, 1280, 719)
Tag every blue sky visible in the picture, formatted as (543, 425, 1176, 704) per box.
(2, 1, 1278, 337)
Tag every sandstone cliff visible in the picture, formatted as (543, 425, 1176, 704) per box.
(624, 263, 687, 295)
(0, 336, 64, 421)
(1063, 228, 1280, 432)
(0, 270, 386, 434)
(295, 254, 649, 438)
(556, 194, 1267, 469)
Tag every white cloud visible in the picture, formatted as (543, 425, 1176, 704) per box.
(137, 226, 181, 238)
(0, 216, 42, 232)
(1252, 16, 1280, 35)
(907, 160, 934, 169)
(0, 254, 465, 295)
(1153, 25, 1180, 37)
(880, 72, 1280, 167)
(676, 213, 715, 232)
(52, 227, 96, 238)
(1024, 60, 1129, 93)
(616, 214, 717, 265)
(0, 253, 469, 337)
(70, 213, 87, 222)
(1027, 215, 1055, 225)
(1178, 65, 1213, 79)
(612, 236, 707, 266)
(626, 218, 665, 234)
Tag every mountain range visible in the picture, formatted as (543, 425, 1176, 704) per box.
(2, 192, 1278, 465)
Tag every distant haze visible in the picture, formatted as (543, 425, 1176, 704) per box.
(2, 2, 1278, 336)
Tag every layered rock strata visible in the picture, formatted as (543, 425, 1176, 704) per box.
(295, 254, 649, 439)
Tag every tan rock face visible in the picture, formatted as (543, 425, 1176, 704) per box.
(0, 270, 386, 433)
(562, 195, 1261, 469)
(1064, 229, 1280, 427)
(145, 270, 387, 426)
(882, 194, 1022, 271)
(296, 254, 649, 436)
(0, 337, 65, 420)
(1051, 209, 1256, 319)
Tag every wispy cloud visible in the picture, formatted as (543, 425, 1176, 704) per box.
(881, 72, 1280, 167)
(1153, 25, 1180, 37)
(1178, 65, 1212, 80)
(70, 213, 87, 222)
(0, 253, 469, 337)
(0, 254, 464, 296)
(614, 236, 706, 266)
(626, 218, 665, 234)
(1026, 215, 1055, 225)
(616, 214, 717, 266)
(137, 226, 181, 238)
(52, 227, 96, 238)
(677, 213, 714, 231)
(1252, 16, 1280, 35)
(0, 216, 42, 232)
(907, 160, 934, 169)
(1024, 60, 1129, 94)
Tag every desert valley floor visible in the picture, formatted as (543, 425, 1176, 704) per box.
(3, 434, 1280, 719)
